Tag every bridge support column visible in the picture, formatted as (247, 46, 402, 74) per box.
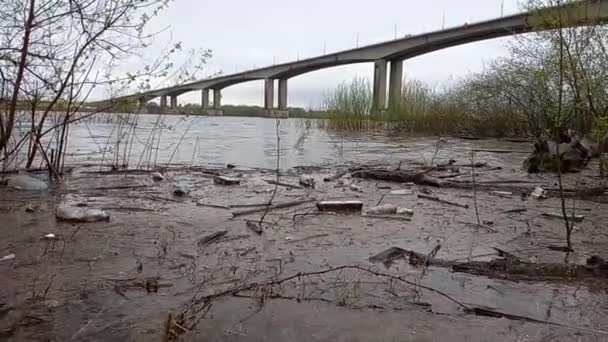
(160, 95, 167, 114)
(200, 88, 222, 116)
(170, 95, 178, 110)
(278, 79, 288, 110)
(372, 59, 387, 111)
(213, 89, 222, 109)
(264, 79, 275, 110)
(137, 98, 147, 114)
(389, 60, 403, 110)
(201, 89, 209, 109)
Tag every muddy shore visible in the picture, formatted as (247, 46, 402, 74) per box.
(1, 146, 608, 341)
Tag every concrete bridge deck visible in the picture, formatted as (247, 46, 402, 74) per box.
(101, 0, 608, 117)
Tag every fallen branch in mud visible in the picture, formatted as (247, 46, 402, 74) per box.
(352, 169, 443, 187)
(197, 231, 228, 247)
(231, 199, 315, 217)
(263, 179, 303, 189)
(173, 263, 608, 339)
(370, 247, 607, 280)
(472, 149, 531, 154)
(417, 194, 469, 209)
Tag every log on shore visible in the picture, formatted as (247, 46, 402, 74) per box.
(352, 169, 443, 187)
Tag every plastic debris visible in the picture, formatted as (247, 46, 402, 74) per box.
(1, 253, 15, 262)
(299, 175, 315, 188)
(43, 233, 58, 240)
(56, 204, 110, 222)
(8, 175, 48, 191)
(396, 207, 414, 216)
(531, 186, 547, 200)
(213, 175, 241, 186)
(152, 172, 165, 181)
(367, 204, 398, 215)
(317, 200, 363, 212)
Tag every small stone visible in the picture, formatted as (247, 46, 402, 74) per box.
(25, 205, 35, 213)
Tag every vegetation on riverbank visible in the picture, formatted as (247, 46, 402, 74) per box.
(324, 0, 608, 141)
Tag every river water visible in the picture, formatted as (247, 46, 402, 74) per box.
(59, 114, 529, 171)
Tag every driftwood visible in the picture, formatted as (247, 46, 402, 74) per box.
(197, 231, 228, 246)
(352, 169, 443, 187)
(369, 247, 606, 280)
(417, 194, 469, 208)
(264, 179, 303, 189)
(232, 199, 315, 217)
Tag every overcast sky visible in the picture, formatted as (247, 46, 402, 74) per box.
(144, 0, 523, 108)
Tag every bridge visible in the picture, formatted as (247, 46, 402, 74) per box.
(105, 0, 608, 117)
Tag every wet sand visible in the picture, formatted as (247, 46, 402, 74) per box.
(1, 147, 608, 341)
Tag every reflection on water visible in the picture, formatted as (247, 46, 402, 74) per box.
(56, 114, 530, 170)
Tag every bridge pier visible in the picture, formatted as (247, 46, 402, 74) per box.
(170, 95, 178, 110)
(200, 88, 223, 116)
(264, 79, 289, 118)
(278, 79, 288, 110)
(160, 95, 167, 114)
(213, 89, 222, 109)
(389, 60, 403, 110)
(137, 98, 147, 114)
(264, 79, 274, 110)
(372, 59, 387, 111)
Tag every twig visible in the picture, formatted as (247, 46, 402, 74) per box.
(417, 194, 469, 208)
(259, 120, 281, 224)
(232, 199, 315, 217)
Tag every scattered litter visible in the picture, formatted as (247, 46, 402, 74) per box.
(349, 184, 364, 192)
(214, 175, 241, 186)
(531, 187, 547, 200)
(1, 253, 16, 262)
(56, 204, 110, 222)
(542, 212, 584, 222)
(8, 175, 48, 191)
(396, 207, 414, 216)
(246, 220, 263, 235)
(367, 204, 397, 215)
(152, 172, 165, 181)
(299, 175, 315, 188)
(490, 191, 513, 198)
(197, 230, 228, 246)
(173, 186, 190, 197)
(389, 189, 412, 195)
(317, 200, 363, 212)
(417, 194, 469, 208)
(43, 233, 58, 240)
